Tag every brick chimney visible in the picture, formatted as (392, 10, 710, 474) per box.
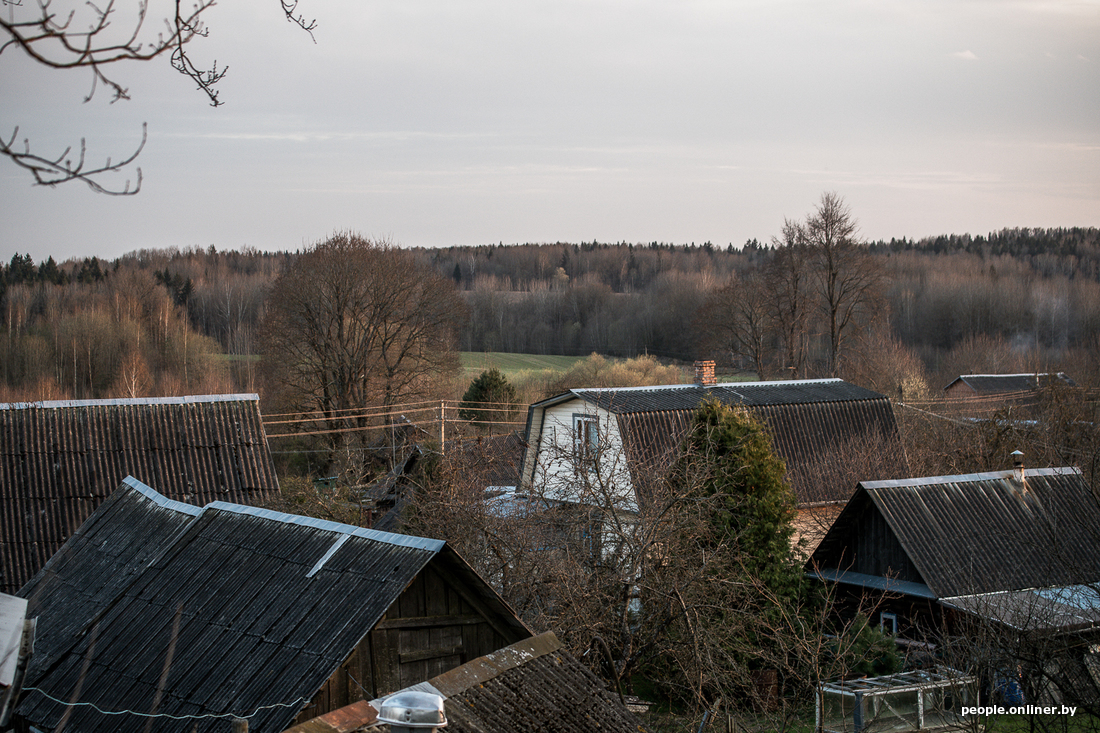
(694, 360, 717, 387)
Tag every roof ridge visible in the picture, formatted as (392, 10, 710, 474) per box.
(573, 377, 843, 395)
(0, 393, 261, 410)
(861, 466, 1079, 490)
(204, 501, 446, 551)
(121, 476, 203, 516)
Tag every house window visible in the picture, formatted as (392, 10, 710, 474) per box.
(880, 611, 898, 635)
(573, 414, 599, 466)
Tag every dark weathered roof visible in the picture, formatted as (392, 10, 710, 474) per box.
(0, 394, 280, 594)
(570, 378, 885, 413)
(18, 477, 200, 676)
(531, 379, 907, 504)
(944, 372, 1075, 395)
(17, 480, 527, 733)
(424, 632, 647, 733)
(287, 632, 648, 733)
(811, 467, 1100, 599)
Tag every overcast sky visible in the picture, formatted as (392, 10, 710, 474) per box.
(2, 0, 1098, 263)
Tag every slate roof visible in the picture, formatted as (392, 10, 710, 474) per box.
(810, 467, 1100, 599)
(0, 394, 279, 594)
(16, 478, 528, 733)
(944, 372, 1075, 395)
(18, 477, 201, 676)
(525, 379, 908, 504)
(286, 632, 649, 733)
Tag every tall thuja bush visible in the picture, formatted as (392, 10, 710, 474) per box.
(659, 399, 809, 708)
(676, 398, 802, 596)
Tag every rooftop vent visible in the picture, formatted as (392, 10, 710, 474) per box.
(694, 360, 717, 387)
(1011, 450, 1025, 487)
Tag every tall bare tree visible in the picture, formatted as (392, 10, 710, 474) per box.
(766, 218, 811, 379)
(805, 192, 885, 377)
(261, 233, 466, 459)
(696, 269, 773, 380)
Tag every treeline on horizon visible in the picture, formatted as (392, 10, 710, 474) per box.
(1, 226, 1098, 403)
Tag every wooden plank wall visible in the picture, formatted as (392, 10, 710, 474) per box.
(293, 564, 511, 723)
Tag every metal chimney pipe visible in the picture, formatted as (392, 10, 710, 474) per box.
(1011, 450, 1025, 485)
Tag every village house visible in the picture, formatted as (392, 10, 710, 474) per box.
(0, 394, 280, 594)
(943, 372, 1076, 400)
(808, 459, 1100, 705)
(14, 478, 530, 733)
(518, 367, 908, 552)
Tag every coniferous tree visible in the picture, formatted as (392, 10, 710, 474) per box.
(458, 367, 518, 429)
(674, 398, 802, 599)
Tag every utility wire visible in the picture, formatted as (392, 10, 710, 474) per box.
(24, 687, 305, 722)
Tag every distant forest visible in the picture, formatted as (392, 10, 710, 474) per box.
(2, 226, 1098, 403)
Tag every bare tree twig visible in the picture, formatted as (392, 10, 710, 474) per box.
(0, 122, 144, 194)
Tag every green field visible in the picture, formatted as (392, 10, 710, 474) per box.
(460, 352, 588, 378)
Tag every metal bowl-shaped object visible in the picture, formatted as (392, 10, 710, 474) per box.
(377, 691, 447, 729)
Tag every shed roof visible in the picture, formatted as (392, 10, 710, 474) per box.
(286, 632, 648, 733)
(16, 478, 527, 733)
(810, 467, 1100, 599)
(527, 379, 907, 504)
(943, 373, 1075, 395)
(0, 393, 280, 594)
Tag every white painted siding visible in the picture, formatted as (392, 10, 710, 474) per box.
(531, 399, 636, 511)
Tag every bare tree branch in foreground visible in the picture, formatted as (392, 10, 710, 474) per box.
(1, 0, 316, 193)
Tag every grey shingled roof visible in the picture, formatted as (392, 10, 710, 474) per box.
(0, 394, 280, 594)
(810, 467, 1100, 599)
(16, 479, 527, 733)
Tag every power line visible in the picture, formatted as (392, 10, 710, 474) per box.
(24, 687, 305, 722)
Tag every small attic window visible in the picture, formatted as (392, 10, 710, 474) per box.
(573, 414, 599, 466)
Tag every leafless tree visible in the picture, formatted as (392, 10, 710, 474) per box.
(260, 233, 466, 468)
(407, 412, 903, 728)
(766, 218, 812, 379)
(1, 0, 316, 193)
(696, 269, 773, 380)
(804, 192, 886, 377)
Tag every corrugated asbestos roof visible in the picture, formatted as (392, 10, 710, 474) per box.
(532, 379, 906, 504)
(18, 477, 201, 677)
(812, 467, 1100, 599)
(401, 632, 647, 733)
(16, 478, 526, 733)
(0, 393, 280, 594)
(944, 373, 1075, 394)
(288, 632, 646, 733)
(570, 378, 884, 413)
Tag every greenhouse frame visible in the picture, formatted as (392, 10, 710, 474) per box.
(817, 668, 977, 732)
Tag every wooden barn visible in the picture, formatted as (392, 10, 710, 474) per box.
(943, 372, 1075, 399)
(808, 464, 1100, 640)
(0, 394, 280, 594)
(14, 478, 530, 733)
